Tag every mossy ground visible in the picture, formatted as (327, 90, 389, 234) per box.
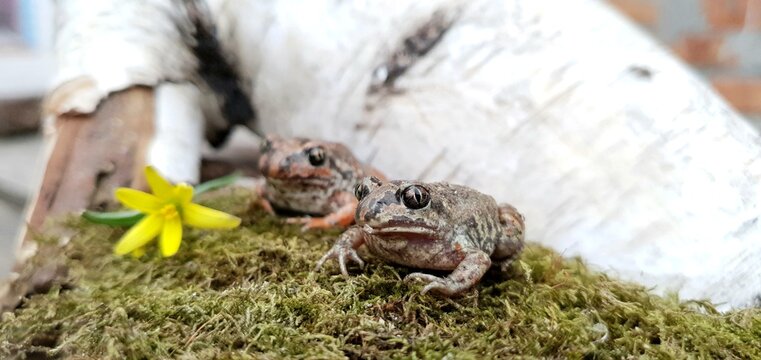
(1, 188, 760, 359)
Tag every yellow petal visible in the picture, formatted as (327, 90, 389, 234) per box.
(145, 166, 174, 199)
(182, 203, 241, 229)
(115, 188, 163, 213)
(174, 183, 194, 205)
(114, 214, 163, 255)
(159, 215, 183, 257)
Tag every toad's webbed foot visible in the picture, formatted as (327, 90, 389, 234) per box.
(258, 199, 275, 215)
(404, 250, 491, 296)
(314, 226, 366, 276)
(404, 273, 458, 295)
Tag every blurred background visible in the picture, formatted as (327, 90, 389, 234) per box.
(610, 0, 761, 121)
(0, 0, 759, 274)
(0, 0, 54, 275)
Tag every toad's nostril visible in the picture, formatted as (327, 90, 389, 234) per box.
(359, 205, 373, 222)
(273, 157, 292, 176)
(359, 200, 383, 223)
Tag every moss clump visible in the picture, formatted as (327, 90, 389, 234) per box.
(2, 188, 760, 359)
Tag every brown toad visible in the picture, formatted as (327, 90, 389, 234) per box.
(256, 135, 385, 230)
(315, 177, 525, 295)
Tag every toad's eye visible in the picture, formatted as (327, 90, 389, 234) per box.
(307, 146, 326, 166)
(354, 183, 370, 201)
(259, 139, 271, 153)
(401, 185, 430, 209)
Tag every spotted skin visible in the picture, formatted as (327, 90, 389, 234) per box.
(256, 135, 385, 230)
(316, 177, 525, 296)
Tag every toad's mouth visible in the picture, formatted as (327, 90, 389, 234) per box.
(267, 176, 332, 187)
(363, 224, 441, 241)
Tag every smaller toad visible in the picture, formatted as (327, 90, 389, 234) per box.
(316, 177, 525, 295)
(256, 135, 385, 230)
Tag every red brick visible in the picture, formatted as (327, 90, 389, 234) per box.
(607, 0, 659, 25)
(702, 0, 749, 30)
(712, 77, 761, 113)
(672, 34, 735, 67)
(746, 0, 761, 30)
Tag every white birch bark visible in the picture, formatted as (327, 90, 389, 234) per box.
(150, 83, 205, 184)
(49, 0, 196, 115)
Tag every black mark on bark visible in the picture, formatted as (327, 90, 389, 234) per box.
(369, 11, 456, 93)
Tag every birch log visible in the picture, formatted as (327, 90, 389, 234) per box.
(211, 0, 761, 310)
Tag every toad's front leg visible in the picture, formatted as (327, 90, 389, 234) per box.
(314, 226, 366, 276)
(405, 249, 491, 296)
(251, 180, 276, 214)
(286, 193, 357, 231)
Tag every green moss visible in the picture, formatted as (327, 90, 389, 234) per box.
(2, 188, 760, 359)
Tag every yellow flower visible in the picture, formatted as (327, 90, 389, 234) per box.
(114, 166, 241, 257)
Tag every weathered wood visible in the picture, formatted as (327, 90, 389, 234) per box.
(29, 86, 154, 228)
(0, 87, 154, 312)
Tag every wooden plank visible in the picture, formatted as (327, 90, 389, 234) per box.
(32, 86, 154, 224)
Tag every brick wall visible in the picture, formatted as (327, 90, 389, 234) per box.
(607, 0, 761, 122)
